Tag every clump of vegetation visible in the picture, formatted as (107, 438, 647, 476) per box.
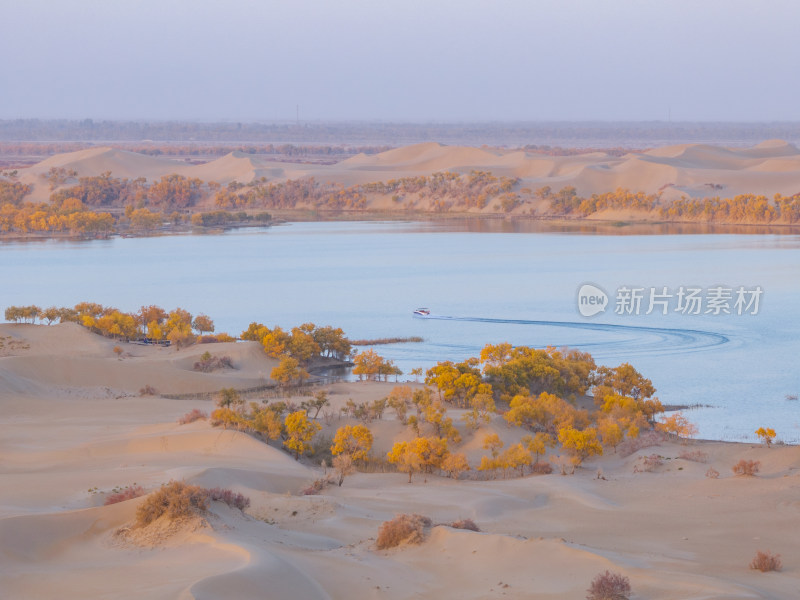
(135, 481, 210, 527)
(134, 481, 251, 528)
(678, 449, 708, 463)
(205, 487, 251, 511)
(634, 454, 663, 473)
(449, 518, 480, 532)
(586, 570, 631, 600)
(705, 467, 720, 479)
(197, 333, 236, 344)
(732, 459, 760, 476)
(193, 351, 234, 372)
(178, 409, 208, 424)
(350, 336, 424, 345)
(750, 550, 782, 572)
(104, 484, 145, 505)
(618, 431, 663, 457)
(302, 478, 331, 496)
(139, 385, 157, 396)
(531, 461, 553, 475)
(375, 514, 432, 550)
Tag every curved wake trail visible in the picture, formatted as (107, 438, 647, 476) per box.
(420, 314, 729, 356)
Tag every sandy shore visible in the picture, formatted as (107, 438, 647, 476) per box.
(1, 323, 797, 599)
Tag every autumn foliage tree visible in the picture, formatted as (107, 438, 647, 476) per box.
(283, 410, 321, 459)
(271, 356, 309, 391)
(558, 426, 603, 471)
(656, 413, 698, 443)
(331, 424, 374, 464)
(387, 437, 449, 482)
(755, 427, 776, 447)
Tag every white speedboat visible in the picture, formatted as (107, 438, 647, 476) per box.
(413, 308, 431, 317)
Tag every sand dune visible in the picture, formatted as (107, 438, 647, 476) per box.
(15, 140, 800, 208)
(26, 147, 182, 180)
(2, 323, 799, 599)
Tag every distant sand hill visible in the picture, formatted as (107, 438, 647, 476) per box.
(18, 140, 800, 207)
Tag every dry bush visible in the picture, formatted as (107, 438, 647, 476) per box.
(750, 550, 781, 572)
(376, 514, 432, 550)
(104, 484, 145, 505)
(586, 570, 631, 600)
(450, 518, 480, 532)
(302, 478, 331, 495)
(205, 487, 250, 511)
(732, 459, 760, 476)
(705, 467, 720, 479)
(135, 481, 208, 527)
(193, 352, 234, 372)
(178, 408, 208, 425)
(634, 454, 663, 473)
(619, 431, 663, 457)
(678, 449, 708, 463)
(139, 384, 157, 396)
(531, 461, 553, 475)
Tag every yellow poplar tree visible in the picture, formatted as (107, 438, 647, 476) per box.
(558, 426, 603, 470)
(331, 424, 374, 463)
(283, 410, 321, 459)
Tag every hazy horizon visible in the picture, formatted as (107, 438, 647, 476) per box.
(4, 0, 800, 122)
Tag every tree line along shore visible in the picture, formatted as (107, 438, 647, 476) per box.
(7, 300, 783, 485)
(2, 164, 799, 238)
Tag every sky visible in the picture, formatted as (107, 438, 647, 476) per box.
(2, 0, 799, 122)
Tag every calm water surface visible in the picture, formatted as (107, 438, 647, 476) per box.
(2, 221, 799, 442)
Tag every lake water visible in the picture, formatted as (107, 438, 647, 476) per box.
(2, 221, 799, 443)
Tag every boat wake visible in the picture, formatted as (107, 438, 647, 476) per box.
(421, 314, 730, 356)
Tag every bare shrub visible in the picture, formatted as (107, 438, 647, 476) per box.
(104, 484, 144, 505)
(619, 431, 664, 457)
(205, 487, 250, 511)
(376, 514, 432, 550)
(531, 461, 553, 475)
(178, 408, 208, 425)
(750, 550, 782, 572)
(302, 478, 330, 495)
(193, 351, 234, 372)
(678, 449, 708, 463)
(586, 570, 631, 600)
(732, 459, 760, 476)
(705, 467, 720, 479)
(135, 481, 208, 527)
(450, 518, 480, 532)
(634, 454, 663, 473)
(139, 384, 157, 396)
(333, 453, 355, 487)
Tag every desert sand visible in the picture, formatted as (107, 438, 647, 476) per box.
(17, 139, 800, 208)
(1, 322, 798, 599)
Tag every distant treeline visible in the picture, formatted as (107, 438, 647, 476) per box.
(3, 165, 800, 235)
(0, 141, 392, 159)
(216, 170, 521, 212)
(2, 119, 800, 147)
(544, 186, 800, 224)
(0, 192, 269, 236)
